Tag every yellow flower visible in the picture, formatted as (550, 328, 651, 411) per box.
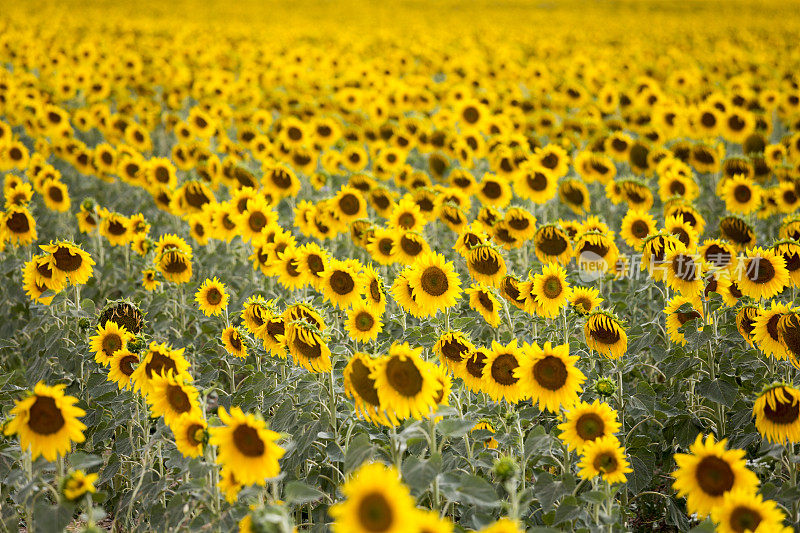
(515, 341, 585, 413)
(195, 277, 229, 316)
(62, 469, 98, 502)
(577, 436, 632, 484)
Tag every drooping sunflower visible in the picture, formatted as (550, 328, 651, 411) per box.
(157, 247, 193, 284)
(620, 209, 657, 250)
(753, 302, 791, 360)
(371, 343, 440, 421)
(737, 247, 789, 300)
(719, 216, 756, 251)
(533, 224, 573, 265)
(360, 264, 387, 314)
(584, 311, 627, 359)
(194, 277, 229, 317)
(462, 348, 491, 393)
(221, 326, 247, 359)
(711, 489, 786, 533)
(3, 382, 86, 462)
(772, 240, 800, 288)
(286, 321, 331, 373)
(465, 283, 502, 327)
(465, 244, 507, 286)
(640, 233, 682, 282)
(106, 349, 139, 390)
(170, 411, 207, 458)
(569, 287, 603, 315)
(98, 299, 144, 334)
(665, 296, 705, 346)
(391, 269, 426, 318)
(700, 239, 737, 274)
(209, 406, 285, 487)
(344, 353, 393, 426)
(664, 214, 698, 250)
(434, 330, 474, 378)
(752, 384, 800, 444)
(321, 259, 362, 309)
(147, 371, 201, 426)
(515, 341, 585, 413)
(778, 311, 800, 365)
(672, 433, 759, 517)
(130, 342, 191, 396)
(481, 339, 525, 403)
(89, 320, 134, 366)
(406, 252, 462, 317)
(577, 436, 632, 484)
(532, 263, 572, 319)
(574, 231, 619, 276)
(558, 400, 621, 452)
(558, 178, 591, 215)
(737, 304, 760, 347)
(41, 240, 95, 285)
(328, 462, 418, 533)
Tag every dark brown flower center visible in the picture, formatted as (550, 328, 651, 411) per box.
(695, 456, 735, 496)
(729, 506, 762, 533)
(591, 321, 621, 345)
(330, 270, 355, 295)
(53, 246, 83, 272)
(490, 353, 519, 386)
(167, 384, 192, 414)
(233, 424, 265, 457)
(339, 193, 360, 216)
(420, 266, 448, 297)
(733, 184, 752, 204)
(357, 492, 393, 532)
(145, 350, 177, 379)
(593, 451, 618, 474)
(102, 333, 123, 355)
(440, 338, 469, 363)
(532, 355, 568, 390)
(205, 288, 222, 305)
(355, 311, 375, 332)
(248, 211, 267, 232)
(119, 354, 138, 376)
(28, 396, 66, 435)
(466, 351, 487, 378)
(386, 356, 423, 397)
(576, 413, 605, 440)
(350, 358, 381, 406)
(542, 276, 563, 299)
(631, 220, 650, 239)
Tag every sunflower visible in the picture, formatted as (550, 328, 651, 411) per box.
(481, 339, 525, 403)
(778, 311, 800, 365)
(753, 302, 791, 360)
(147, 371, 201, 425)
(89, 320, 134, 366)
(209, 406, 285, 486)
(130, 342, 191, 397)
(345, 303, 383, 343)
(577, 436, 632, 484)
(479, 518, 524, 533)
(753, 384, 800, 444)
(434, 330, 474, 378)
(41, 240, 95, 285)
(700, 239, 737, 274)
(476, 173, 512, 208)
(321, 259, 362, 309)
(171, 411, 207, 458)
(98, 299, 144, 334)
(285, 320, 331, 372)
(465, 283, 502, 327)
(711, 489, 786, 533)
(640, 233, 682, 281)
(371, 343, 440, 420)
(237, 195, 278, 243)
(620, 209, 657, 250)
(736, 247, 789, 300)
(334, 186, 368, 224)
(222, 326, 248, 359)
(4, 382, 86, 461)
(575, 231, 619, 276)
(61, 469, 98, 502)
(471, 422, 499, 449)
(42, 180, 70, 212)
(664, 246, 704, 295)
(772, 240, 800, 288)
(106, 349, 139, 390)
(157, 247, 192, 284)
(664, 214, 698, 250)
(21, 258, 59, 305)
(558, 178, 591, 215)
(719, 216, 756, 251)
(395, 231, 430, 265)
(515, 341, 585, 413)
(329, 462, 417, 533)
(461, 347, 491, 393)
(465, 244, 507, 286)
(672, 433, 759, 517)
(295, 242, 330, 289)
(666, 202, 707, 237)
(414, 510, 453, 533)
(389, 197, 426, 233)
(406, 252, 462, 317)
(722, 174, 762, 215)
(658, 170, 698, 203)
(533, 224, 573, 264)
(532, 263, 572, 319)
(584, 311, 627, 359)
(391, 269, 426, 318)
(569, 287, 603, 315)
(194, 277, 229, 317)
(735, 304, 760, 346)
(344, 353, 393, 426)
(513, 162, 557, 204)
(665, 296, 704, 346)
(558, 400, 621, 452)
(359, 264, 387, 314)
(218, 468, 244, 503)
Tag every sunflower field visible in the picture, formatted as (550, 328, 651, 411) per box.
(3, 0, 800, 531)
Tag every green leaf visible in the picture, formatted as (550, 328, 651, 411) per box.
(345, 433, 375, 474)
(437, 418, 474, 438)
(553, 495, 581, 525)
(402, 453, 442, 494)
(456, 474, 500, 507)
(284, 480, 325, 505)
(696, 375, 739, 407)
